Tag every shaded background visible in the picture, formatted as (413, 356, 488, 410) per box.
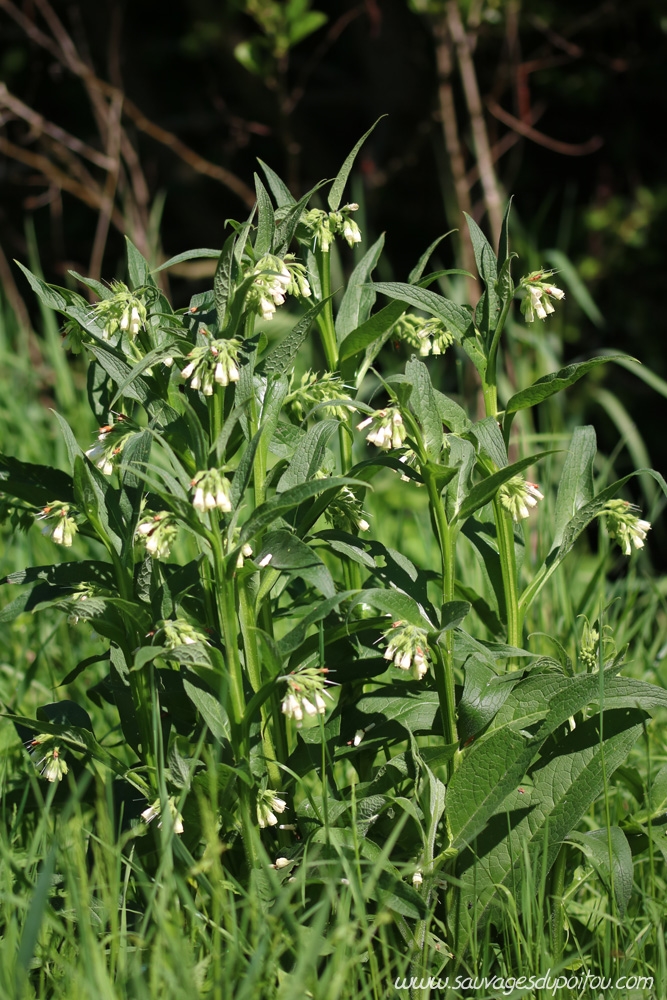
(1, 0, 666, 491)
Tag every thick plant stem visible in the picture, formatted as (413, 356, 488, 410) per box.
(493, 495, 522, 650)
(315, 247, 338, 371)
(211, 534, 246, 746)
(238, 577, 282, 791)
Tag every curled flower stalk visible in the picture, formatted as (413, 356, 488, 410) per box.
(281, 667, 333, 727)
(190, 469, 233, 514)
(602, 499, 651, 556)
(256, 789, 287, 829)
(180, 338, 241, 394)
(382, 621, 430, 680)
(519, 270, 565, 323)
(92, 281, 147, 341)
(301, 203, 362, 252)
(38, 502, 78, 547)
(135, 511, 178, 559)
(357, 407, 406, 451)
(499, 477, 544, 522)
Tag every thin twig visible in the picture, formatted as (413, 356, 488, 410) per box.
(487, 100, 603, 156)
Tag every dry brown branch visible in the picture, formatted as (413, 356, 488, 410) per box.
(486, 100, 603, 156)
(446, 1, 504, 247)
(89, 91, 123, 280)
(0, 239, 32, 330)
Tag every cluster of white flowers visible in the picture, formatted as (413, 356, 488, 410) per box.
(498, 476, 544, 522)
(392, 314, 454, 357)
(519, 270, 565, 323)
(256, 789, 287, 828)
(382, 621, 430, 681)
(141, 796, 184, 835)
(180, 337, 241, 394)
(85, 417, 133, 476)
(27, 736, 69, 782)
(155, 618, 210, 649)
(602, 499, 651, 556)
(357, 407, 406, 450)
(190, 468, 233, 514)
(324, 484, 370, 534)
(249, 253, 311, 322)
(38, 502, 78, 547)
(302, 203, 362, 252)
(285, 370, 353, 423)
(281, 666, 333, 727)
(135, 511, 178, 559)
(92, 281, 147, 341)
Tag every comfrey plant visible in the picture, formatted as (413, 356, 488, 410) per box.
(2, 125, 667, 974)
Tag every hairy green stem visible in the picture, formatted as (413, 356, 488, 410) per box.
(210, 531, 246, 747)
(315, 248, 338, 370)
(493, 495, 522, 650)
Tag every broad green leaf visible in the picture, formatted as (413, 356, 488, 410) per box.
(447, 727, 534, 849)
(287, 9, 327, 45)
(110, 346, 174, 407)
(354, 687, 440, 736)
(457, 659, 516, 743)
(125, 237, 155, 289)
(352, 588, 434, 629)
(445, 436, 477, 521)
(258, 158, 296, 208)
(2, 561, 114, 589)
(261, 298, 331, 375)
(328, 117, 385, 211)
(433, 389, 470, 434)
(370, 282, 472, 340)
(455, 451, 554, 523)
(405, 357, 443, 461)
(274, 178, 329, 255)
(239, 476, 364, 546)
(87, 343, 153, 407)
(456, 709, 645, 936)
(0, 453, 74, 507)
(68, 269, 113, 299)
(335, 234, 385, 340)
(469, 416, 507, 469)
(568, 827, 633, 916)
(277, 419, 339, 492)
(552, 425, 596, 548)
(277, 591, 356, 656)
(338, 300, 406, 365)
(504, 356, 628, 434)
(253, 173, 275, 256)
(497, 196, 513, 266)
(464, 213, 499, 338)
(182, 676, 231, 742)
(153, 248, 221, 273)
(256, 529, 335, 598)
(213, 231, 237, 329)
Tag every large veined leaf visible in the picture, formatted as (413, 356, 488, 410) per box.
(551, 425, 596, 548)
(455, 451, 555, 523)
(0, 454, 74, 508)
(125, 237, 155, 290)
(238, 477, 365, 546)
(253, 173, 275, 256)
(257, 158, 295, 207)
(351, 587, 434, 629)
(455, 709, 645, 937)
(567, 827, 634, 917)
(405, 357, 443, 461)
(261, 298, 331, 376)
(152, 248, 221, 273)
(335, 234, 385, 341)
(464, 213, 499, 339)
(255, 529, 335, 599)
(277, 419, 340, 492)
(369, 282, 472, 341)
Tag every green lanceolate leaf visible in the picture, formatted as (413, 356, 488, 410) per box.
(253, 173, 275, 256)
(0, 454, 74, 508)
(468, 416, 507, 469)
(405, 357, 443, 461)
(369, 282, 472, 341)
(153, 248, 221, 273)
(352, 587, 434, 629)
(503, 355, 630, 437)
(328, 117, 385, 211)
(408, 232, 455, 284)
(257, 158, 296, 208)
(464, 213, 500, 340)
(261, 298, 331, 376)
(338, 300, 406, 366)
(455, 451, 555, 523)
(213, 230, 237, 328)
(182, 675, 231, 742)
(125, 238, 155, 289)
(335, 234, 385, 341)
(552, 425, 596, 548)
(274, 179, 329, 256)
(277, 591, 356, 656)
(238, 477, 364, 546)
(256, 529, 335, 598)
(277, 419, 340, 492)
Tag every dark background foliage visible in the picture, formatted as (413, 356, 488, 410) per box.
(1, 0, 666, 484)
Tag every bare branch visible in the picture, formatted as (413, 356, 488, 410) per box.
(487, 100, 603, 156)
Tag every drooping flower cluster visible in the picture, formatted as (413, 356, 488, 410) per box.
(180, 337, 241, 394)
(498, 476, 544, 522)
(92, 281, 147, 340)
(602, 499, 651, 556)
(357, 407, 407, 450)
(392, 314, 454, 357)
(190, 469, 233, 514)
(27, 736, 69, 782)
(256, 788, 287, 828)
(382, 621, 430, 680)
(155, 618, 210, 649)
(285, 371, 353, 423)
(135, 511, 178, 559)
(38, 501, 78, 547)
(249, 253, 311, 322)
(281, 666, 333, 727)
(85, 417, 134, 476)
(519, 270, 565, 323)
(301, 203, 362, 252)
(141, 797, 184, 835)
(579, 616, 600, 671)
(324, 484, 370, 534)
